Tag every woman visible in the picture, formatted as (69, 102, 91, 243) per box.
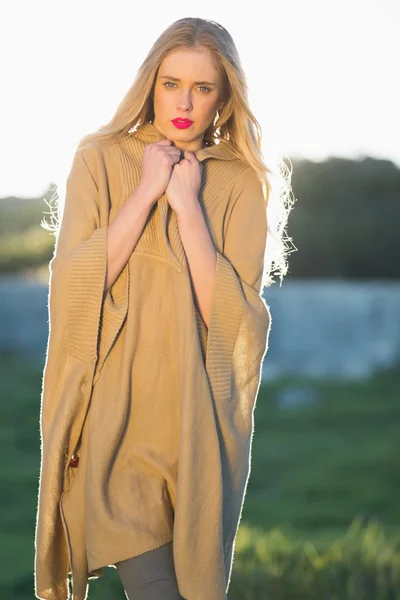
(34, 17, 294, 600)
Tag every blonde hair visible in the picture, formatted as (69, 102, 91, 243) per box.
(43, 17, 296, 287)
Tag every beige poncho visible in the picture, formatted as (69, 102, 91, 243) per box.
(34, 121, 272, 600)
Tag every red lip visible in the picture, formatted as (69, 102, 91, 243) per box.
(171, 118, 194, 130)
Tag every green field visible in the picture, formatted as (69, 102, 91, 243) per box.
(1, 351, 399, 599)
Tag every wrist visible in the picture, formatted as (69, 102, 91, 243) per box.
(130, 184, 156, 209)
(176, 198, 202, 224)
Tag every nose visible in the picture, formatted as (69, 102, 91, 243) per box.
(177, 92, 193, 112)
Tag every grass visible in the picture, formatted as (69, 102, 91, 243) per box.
(1, 350, 400, 599)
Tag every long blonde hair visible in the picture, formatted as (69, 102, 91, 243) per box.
(43, 17, 296, 287)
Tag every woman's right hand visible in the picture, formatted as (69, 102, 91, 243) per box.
(136, 139, 181, 206)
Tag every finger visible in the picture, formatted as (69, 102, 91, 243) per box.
(163, 146, 181, 154)
(165, 149, 182, 163)
(153, 145, 181, 161)
(183, 150, 197, 162)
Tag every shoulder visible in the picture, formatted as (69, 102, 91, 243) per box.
(213, 155, 264, 198)
(223, 165, 267, 242)
(233, 164, 263, 190)
(74, 137, 125, 185)
(229, 165, 266, 213)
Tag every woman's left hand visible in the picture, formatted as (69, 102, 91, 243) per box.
(165, 150, 202, 216)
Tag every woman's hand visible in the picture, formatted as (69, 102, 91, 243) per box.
(165, 150, 202, 216)
(135, 140, 181, 206)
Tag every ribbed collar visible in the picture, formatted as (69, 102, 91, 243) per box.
(132, 121, 238, 162)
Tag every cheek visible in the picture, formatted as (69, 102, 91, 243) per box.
(205, 96, 220, 112)
(153, 87, 163, 106)
(154, 85, 168, 103)
(154, 88, 175, 111)
(203, 101, 219, 120)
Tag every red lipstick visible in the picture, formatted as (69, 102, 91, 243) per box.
(171, 118, 193, 129)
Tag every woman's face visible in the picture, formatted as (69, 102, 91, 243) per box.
(153, 46, 224, 152)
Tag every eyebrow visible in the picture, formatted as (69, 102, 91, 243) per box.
(160, 75, 217, 86)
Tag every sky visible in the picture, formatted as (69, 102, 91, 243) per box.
(1, 0, 398, 198)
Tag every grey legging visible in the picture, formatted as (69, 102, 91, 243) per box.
(115, 541, 186, 600)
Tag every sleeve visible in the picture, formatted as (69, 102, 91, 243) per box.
(205, 166, 271, 429)
(50, 147, 129, 371)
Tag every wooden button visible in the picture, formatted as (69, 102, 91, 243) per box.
(69, 455, 79, 468)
